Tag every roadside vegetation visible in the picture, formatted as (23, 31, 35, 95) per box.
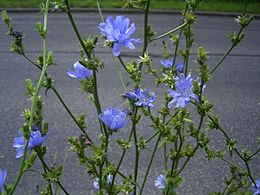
(0, 0, 259, 13)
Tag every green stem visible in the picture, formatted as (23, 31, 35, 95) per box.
(142, 0, 150, 56)
(184, 24, 191, 76)
(10, 1, 50, 194)
(118, 56, 128, 73)
(64, 0, 90, 59)
(109, 115, 136, 193)
(145, 130, 160, 144)
(9, 140, 29, 195)
(149, 22, 188, 43)
(132, 108, 139, 195)
(113, 55, 126, 90)
(37, 152, 70, 195)
(208, 115, 256, 186)
(52, 87, 92, 142)
(210, 28, 243, 74)
(176, 144, 199, 175)
(139, 133, 161, 194)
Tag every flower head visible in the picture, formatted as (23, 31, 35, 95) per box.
(155, 174, 166, 189)
(161, 58, 174, 69)
(98, 16, 141, 56)
(252, 179, 260, 195)
(99, 108, 128, 130)
(93, 174, 113, 190)
(13, 128, 49, 158)
(176, 61, 184, 73)
(168, 73, 199, 108)
(67, 61, 92, 79)
(123, 88, 156, 107)
(0, 170, 7, 192)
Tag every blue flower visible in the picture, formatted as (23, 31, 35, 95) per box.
(155, 174, 166, 189)
(0, 170, 7, 192)
(67, 61, 92, 79)
(13, 129, 49, 158)
(93, 174, 113, 190)
(161, 58, 174, 69)
(98, 16, 141, 56)
(99, 108, 128, 130)
(160, 58, 184, 73)
(176, 61, 184, 73)
(123, 88, 156, 107)
(168, 73, 199, 108)
(252, 179, 260, 195)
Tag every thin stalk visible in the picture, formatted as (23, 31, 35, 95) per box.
(145, 130, 160, 144)
(210, 28, 243, 74)
(149, 22, 188, 43)
(10, 1, 50, 194)
(64, 0, 90, 59)
(113, 55, 126, 90)
(21, 53, 93, 142)
(109, 113, 136, 193)
(65, 0, 108, 139)
(139, 133, 161, 194)
(176, 144, 199, 175)
(184, 24, 191, 76)
(37, 152, 70, 195)
(172, 5, 188, 71)
(249, 148, 260, 160)
(52, 87, 92, 142)
(166, 127, 183, 195)
(9, 140, 29, 195)
(208, 115, 256, 186)
(132, 108, 139, 195)
(142, 0, 151, 56)
(93, 71, 108, 138)
(118, 56, 128, 73)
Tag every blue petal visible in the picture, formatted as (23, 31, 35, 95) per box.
(0, 170, 7, 192)
(112, 42, 121, 56)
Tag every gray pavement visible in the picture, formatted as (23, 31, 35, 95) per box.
(0, 11, 259, 195)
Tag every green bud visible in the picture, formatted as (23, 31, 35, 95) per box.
(42, 165, 63, 182)
(43, 122, 49, 136)
(226, 139, 236, 152)
(35, 22, 47, 38)
(25, 79, 36, 96)
(117, 139, 132, 150)
(138, 135, 146, 150)
(147, 24, 155, 41)
(22, 123, 30, 139)
(76, 113, 86, 130)
(47, 51, 54, 66)
(170, 34, 180, 44)
(23, 151, 37, 171)
(235, 15, 253, 28)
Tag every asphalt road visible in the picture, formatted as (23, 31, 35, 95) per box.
(0, 11, 259, 195)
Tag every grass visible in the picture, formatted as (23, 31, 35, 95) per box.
(0, 0, 260, 13)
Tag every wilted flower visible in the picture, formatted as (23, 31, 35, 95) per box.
(123, 88, 156, 107)
(93, 174, 113, 190)
(13, 129, 49, 158)
(168, 73, 199, 108)
(99, 108, 128, 130)
(98, 16, 141, 56)
(155, 174, 166, 189)
(252, 179, 260, 195)
(67, 61, 92, 79)
(161, 58, 174, 69)
(0, 170, 7, 192)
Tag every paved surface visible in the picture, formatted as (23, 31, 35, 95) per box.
(0, 12, 259, 195)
